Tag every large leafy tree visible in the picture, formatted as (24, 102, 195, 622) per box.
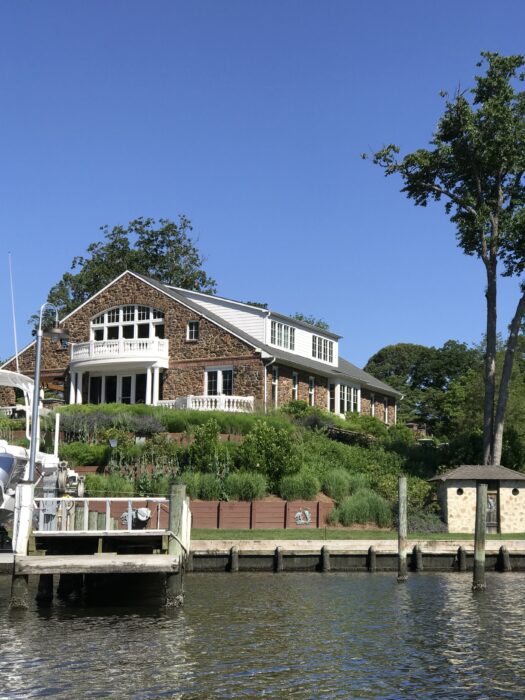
(35, 216, 216, 322)
(368, 52, 525, 465)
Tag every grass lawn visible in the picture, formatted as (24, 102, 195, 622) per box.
(192, 528, 525, 541)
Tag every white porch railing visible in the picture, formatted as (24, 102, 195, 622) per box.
(33, 497, 169, 533)
(0, 406, 16, 417)
(70, 338, 169, 364)
(159, 395, 255, 413)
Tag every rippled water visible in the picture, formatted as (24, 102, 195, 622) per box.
(1, 572, 525, 698)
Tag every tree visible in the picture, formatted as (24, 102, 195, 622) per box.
(34, 216, 216, 323)
(292, 312, 330, 330)
(367, 52, 525, 465)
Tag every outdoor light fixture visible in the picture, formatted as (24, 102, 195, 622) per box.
(28, 303, 69, 483)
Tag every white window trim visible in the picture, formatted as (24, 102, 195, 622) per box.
(272, 366, 279, 407)
(370, 393, 375, 417)
(186, 320, 200, 341)
(204, 366, 234, 396)
(308, 376, 315, 406)
(270, 320, 295, 351)
(91, 304, 164, 342)
(292, 371, 299, 401)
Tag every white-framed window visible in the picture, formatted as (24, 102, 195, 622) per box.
(91, 305, 165, 342)
(312, 335, 333, 362)
(272, 366, 279, 407)
(384, 397, 389, 424)
(270, 320, 295, 351)
(370, 393, 375, 417)
(292, 371, 299, 401)
(308, 376, 315, 406)
(187, 320, 200, 341)
(205, 366, 233, 396)
(339, 384, 360, 414)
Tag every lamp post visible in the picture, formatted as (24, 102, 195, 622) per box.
(27, 303, 68, 482)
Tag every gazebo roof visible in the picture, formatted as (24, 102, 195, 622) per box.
(430, 464, 525, 482)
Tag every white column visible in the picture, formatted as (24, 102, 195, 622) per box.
(101, 376, 106, 404)
(152, 367, 160, 406)
(69, 372, 77, 404)
(145, 367, 152, 405)
(76, 372, 83, 405)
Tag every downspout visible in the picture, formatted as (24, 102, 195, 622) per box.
(262, 356, 276, 414)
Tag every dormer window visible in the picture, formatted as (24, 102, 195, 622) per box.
(270, 320, 295, 350)
(312, 335, 333, 363)
(91, 305, 165, 341)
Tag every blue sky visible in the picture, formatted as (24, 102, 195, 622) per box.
(1, 1, 524, 366)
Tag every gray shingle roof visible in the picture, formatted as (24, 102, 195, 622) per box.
(430, 464, 525, 482)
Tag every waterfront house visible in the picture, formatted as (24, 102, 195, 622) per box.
(0, 270, 401, 420)
(430, 464, 525, 534)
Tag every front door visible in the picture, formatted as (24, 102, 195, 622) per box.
(486, 490, 499, 533)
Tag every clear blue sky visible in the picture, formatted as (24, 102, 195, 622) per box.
(1, 1, 524, 366)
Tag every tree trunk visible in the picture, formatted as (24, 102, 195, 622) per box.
(492, 288, 525, 465)
(483, 260, 498, 465)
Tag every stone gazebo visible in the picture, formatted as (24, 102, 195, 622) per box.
(430, 464, 525, 534)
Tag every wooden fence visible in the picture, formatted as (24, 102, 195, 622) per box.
(190, 499, 334, 530)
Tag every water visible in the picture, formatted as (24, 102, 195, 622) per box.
(1, 572, 525, 699)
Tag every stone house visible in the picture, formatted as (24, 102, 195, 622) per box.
(430, 464, 525, 534)
(1, 271, 401, 420)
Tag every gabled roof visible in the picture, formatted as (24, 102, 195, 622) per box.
(430, 464, 525, 482)
(338, 358, 403, 398)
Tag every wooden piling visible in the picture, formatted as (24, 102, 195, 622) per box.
(97, 513, 106, 530)
(88, 511, 98, 531)
(472, 481, 487, 591)
(413, 544, 423, 572)
(499, 545, 512, 572)
(367, 545, 376, 573)
(397, 476, 408, 582)
(274, 546, 284, 572)
(166, 482, 186, 607)
(36, 574, 54, 604)
(321, 546, 330, 572)
(74, 506, 84, 531)
(457, 546, 467, 572)
(230, 546, 239, 572)
(186, 552, 194, 573)
(9, 574, 29, 609)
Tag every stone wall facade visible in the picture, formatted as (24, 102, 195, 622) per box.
(360, 389, 395, 426)
(441, 480, 525, 534)
(265, 364, 329, 411)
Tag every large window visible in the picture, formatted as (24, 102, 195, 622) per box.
(339, 384, 360, 414)
(312, 335, 333, 362)
(91, 305, 165, 342)
(187, 321, 200, 341)
(206, 367, 233, 396)
(270, 321, 295, 351)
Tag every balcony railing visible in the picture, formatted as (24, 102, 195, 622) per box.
(70, 338, 169, 364)
(159, 395, 254, 413)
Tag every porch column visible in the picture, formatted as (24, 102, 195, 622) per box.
(145, 367, 152, 405)
(76, 372, 83, 405)
(69, 373, 77, 404)
(101, 376, 106, 404)
(152, 367, 160, 406)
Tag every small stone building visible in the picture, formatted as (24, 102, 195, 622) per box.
(431, 464, 525, 534)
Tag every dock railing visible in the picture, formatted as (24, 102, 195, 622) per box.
(33, 497, 170, 534)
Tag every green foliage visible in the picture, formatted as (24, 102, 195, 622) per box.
(344, 412, 389, 439)
(238, 420, 301, 488)
(372, 473, 432, 509)
(35, 216, 216, 322)
(291, 312, 330, 330)
(188, 419, 223, 473)
(279, 470, 320, 500)
(198, 473, 223, 500)
(403, 507, 447, 534)
(58, 442, 110, 467)
(0, 418, 26, 431)
(180, 472, 201, 499)
(333, 489, 392, 528)
(84, 473, 134, 497)
(224, 472, 267, 501)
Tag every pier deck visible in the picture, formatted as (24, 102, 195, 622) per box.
(15, 554, 179, 575)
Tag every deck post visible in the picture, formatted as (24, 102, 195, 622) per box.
(367, 545, 377, 573)
(472, 481, 487, 591)
(397, 476, 408, 582)
(499, 545, 512, 573)
(166, 482, 186, 607)
(36, 574, 54, 605)
(413, 544, 423, 572)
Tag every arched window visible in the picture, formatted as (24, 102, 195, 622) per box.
(91, 305, 165, 341)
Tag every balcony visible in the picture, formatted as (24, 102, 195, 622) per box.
(70, 338, 169, 369)
(158, 395, 254, 413)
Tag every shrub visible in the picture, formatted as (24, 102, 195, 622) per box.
(239, 420, 301, 488)
(224, 471, 267, 501)
(322, 469, 352, 502)
(198, 473, 223, 500)
(188, 419, 223, 473)
(279, 470, 320, 500)
(59, 442, 110, 467)
(84, 473, 134, 497)
(405, 508, 447, 534)
(335, 489, 392, 528)
(180, 472, 201, 499)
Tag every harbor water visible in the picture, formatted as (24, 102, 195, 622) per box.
(1, 571, 524, 698)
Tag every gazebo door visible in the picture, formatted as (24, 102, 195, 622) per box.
(486, 489, 499, 533)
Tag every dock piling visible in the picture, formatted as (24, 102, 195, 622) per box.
(9, 574, 29, 610)
(321, 546, 330, 572)
(166, 482, 186, 607)
(472, 481, 487, 591)
(397, 476, 408, 582)
(499, 545, 512, 572)
(274, 546, 284, 572)
(367, 545, 376, 573)
(413, 544, 423, 572)
(230, 546, 239, 572)
(457, 546, 467, 572)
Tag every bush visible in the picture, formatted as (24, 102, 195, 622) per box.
(198, 473, 223, 500)
(84, 473, 134, 497)
(59, 442, 110, 467)
(322, 469, 352, 502)
(405, 508, 447, 534)
(239, 420, 301, 488)
(334, 489, 392, 528)
(180, 472, 201, 499)
(279, 470, 320, 500)
(224, 471, 267, 501)
(188, 419, 223, 473)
